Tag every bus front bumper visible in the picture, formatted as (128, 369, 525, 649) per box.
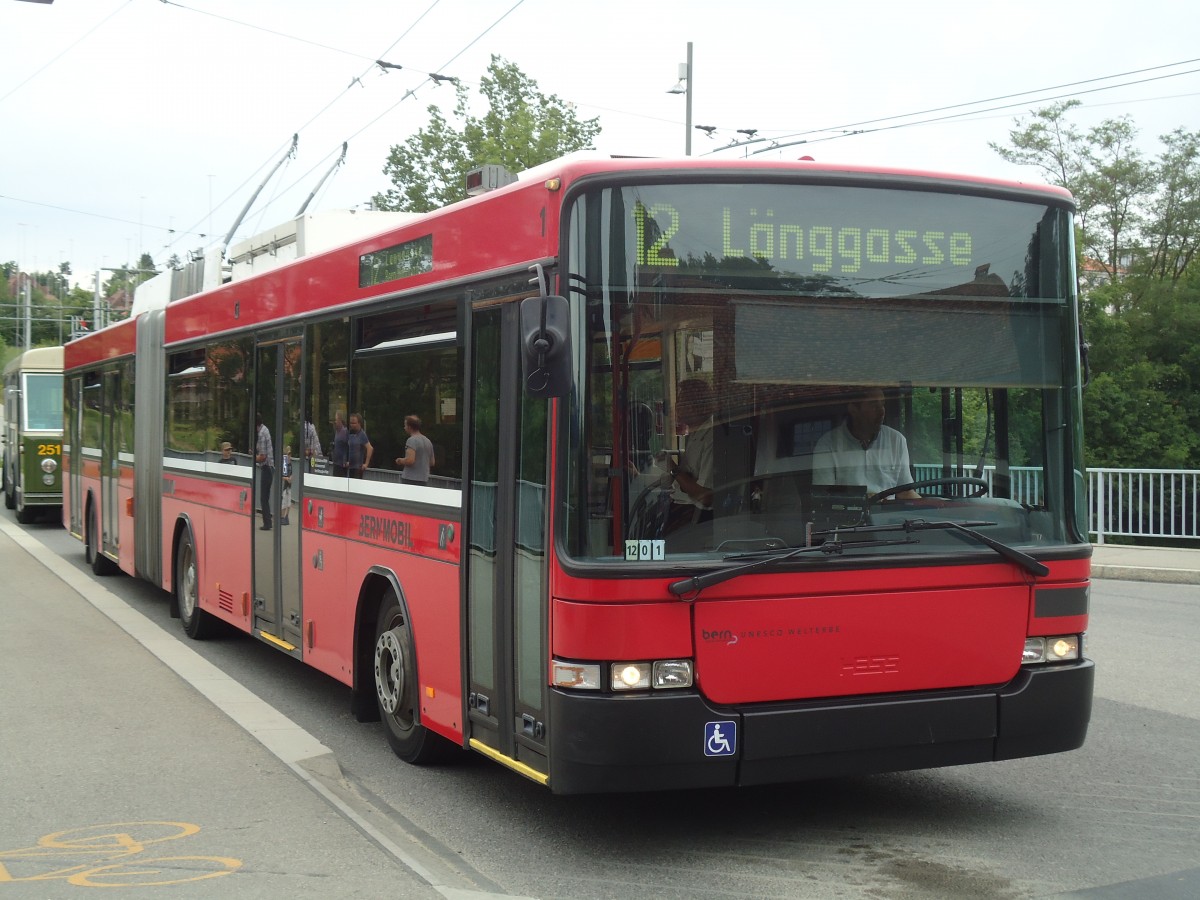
(546, 659, 1093, 794)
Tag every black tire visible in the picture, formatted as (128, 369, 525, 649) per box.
(85, 502, 117, 575)
(176, 528, 215, 639)
(3, 464, 14, 509)
(83, 502, 98, 565)
(374, 589, 451, 764)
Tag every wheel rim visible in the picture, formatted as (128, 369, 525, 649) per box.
(179, 544, 197, 619)
(374, 628, 406, 717)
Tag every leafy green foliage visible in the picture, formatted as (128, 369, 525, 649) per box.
(995, 106, 1200, 468)
(373, 56, 601, 213)
(1, 262, 98, 353)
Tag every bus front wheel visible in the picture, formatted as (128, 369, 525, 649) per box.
(16, 501, 37, 525)
(374, 590, 450, 764)
(176, 529, 215, 639)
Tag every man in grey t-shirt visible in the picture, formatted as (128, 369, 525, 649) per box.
(395, 415, 436, 484)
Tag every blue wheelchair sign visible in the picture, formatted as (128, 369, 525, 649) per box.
(704, 720, 736, 757)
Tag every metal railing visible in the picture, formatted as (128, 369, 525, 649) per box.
(912, 463, 1044, 507)
(914, 463, 1200, 544)
(1087, 467, 1200, 544)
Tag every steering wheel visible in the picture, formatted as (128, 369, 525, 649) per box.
(867, 476, 989, 505)
(627, 481, 672, 539)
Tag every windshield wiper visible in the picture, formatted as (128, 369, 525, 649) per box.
(667, 536, 918, 599)
(813, 518, 1049, 577)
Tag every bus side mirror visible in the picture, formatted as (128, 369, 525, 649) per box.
(519, 295, 573, 399)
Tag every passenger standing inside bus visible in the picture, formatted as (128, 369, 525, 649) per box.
(811, 387, 920, 499)
(331, 412, 348, 476)
(346, 413, 373, 478)
(255, 413, 274, 529)
(395, 415, 435, 485)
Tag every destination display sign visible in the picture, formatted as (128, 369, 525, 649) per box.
(359, 234, 433, 288)
(635, 202, 973, 274)
(614, 183, 1057, 298)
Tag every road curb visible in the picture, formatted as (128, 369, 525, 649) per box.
(1091, 564, 1200, 585)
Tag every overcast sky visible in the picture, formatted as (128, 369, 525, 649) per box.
(2, 0, 1197, 285)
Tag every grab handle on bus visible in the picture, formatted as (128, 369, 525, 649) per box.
(520, 293, 572, 399)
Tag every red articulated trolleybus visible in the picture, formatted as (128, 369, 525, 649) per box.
(63, 156, 1093, 793)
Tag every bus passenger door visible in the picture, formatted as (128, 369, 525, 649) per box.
(99, 369, 121, 557)
(66, 375, 83, 536)
(253, 336, 304, 651)
(464, 303, 551, 781)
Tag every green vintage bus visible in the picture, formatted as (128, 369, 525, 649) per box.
(2, 346, 64, 524)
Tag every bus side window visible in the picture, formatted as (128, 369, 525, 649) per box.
(352, 302, 462, 487)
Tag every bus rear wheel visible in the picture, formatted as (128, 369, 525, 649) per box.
(86, 503, 117, 575)
(374, 590, 450, 764)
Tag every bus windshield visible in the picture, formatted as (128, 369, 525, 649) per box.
(23, 372, 64, 431)
(562, 180, 1085, 564)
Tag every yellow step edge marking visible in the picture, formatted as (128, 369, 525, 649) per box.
(469, 739, 549, 786)
(257, 630, 297, 652)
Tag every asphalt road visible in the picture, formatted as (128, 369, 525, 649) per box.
(5, 511, 1198, 900)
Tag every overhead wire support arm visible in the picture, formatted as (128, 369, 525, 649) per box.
(221, 134, 299, 257)
(296, 142, 347, 216)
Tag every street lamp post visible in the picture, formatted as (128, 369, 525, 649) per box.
(667, 42, 693, 156)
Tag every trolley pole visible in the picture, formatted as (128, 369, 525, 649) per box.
(23, 273, 31, 349)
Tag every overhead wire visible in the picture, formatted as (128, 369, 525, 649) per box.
(156, 0, 530, 262)
(154, 1, 449, 262)
(0, 0, 134, 106)
(695, 59, 1200, 157)
(166, 0, 528, 267)
(790, 57, 1200, 143)
(745, 64, 1200, 157)
(7, 2, 1196, 268)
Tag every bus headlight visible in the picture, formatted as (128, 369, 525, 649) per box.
(1022, 634, 1080, 664)
(652, 659, 694, 688)
(552, 658, 694, 691)
(611, 660, 694, 690)
(612, 662, 651, 691)
(40, 458, 57, 473)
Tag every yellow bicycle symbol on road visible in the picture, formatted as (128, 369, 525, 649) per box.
(0, 822, 241, 888)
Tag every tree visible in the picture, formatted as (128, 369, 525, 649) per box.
(991, 102, 1155, 280)
(993, 105, 1200, 469)
(104, 253, 158, 317)
(989, 101, 1090, 188)
(1144, 128, 1200, 283)
(374, 56, 601, 213)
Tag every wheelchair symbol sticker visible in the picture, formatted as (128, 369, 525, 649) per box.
(704, 721, 736, 757)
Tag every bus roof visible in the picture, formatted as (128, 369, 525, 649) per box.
(3, 345, 63, 377)
(521, 154, 1075, 204)
(78, 154, 1074, 353)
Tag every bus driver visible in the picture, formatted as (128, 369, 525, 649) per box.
(811, 387, 920, 499)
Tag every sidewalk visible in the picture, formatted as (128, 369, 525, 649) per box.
(1090, 542, 1200, 585)
(0, 517, 503, 899)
